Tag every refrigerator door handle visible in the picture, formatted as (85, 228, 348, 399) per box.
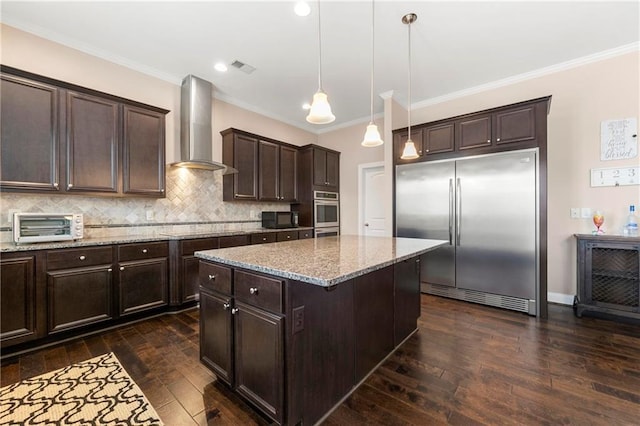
(456, 177, 461, 246)
(448, 178, 454, 245)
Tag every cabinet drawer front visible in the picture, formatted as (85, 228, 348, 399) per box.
(235, 271, 283, 313)
(298, 230, 313, 239)
(118, 241, 168, 261)
(219, 235, 248, 248)
(277, 231, 298, 242)
(182, 238, 219, 255)
(47, 246, 113, 270)
(251, 233, 277, 245)
(200, 261, 232, 294)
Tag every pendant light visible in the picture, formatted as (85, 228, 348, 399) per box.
(361, 0, 383, 147)
(400, 13, 419, 160)
(306, 0, 335, 124)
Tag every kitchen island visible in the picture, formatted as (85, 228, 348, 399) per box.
(195, 235, 446, 425)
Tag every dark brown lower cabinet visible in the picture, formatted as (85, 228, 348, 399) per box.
(234, 301, 284, 422)
(394, 257, 421, 346)
(118, 258, 168, 316)
(0, 252, 45, 347)
(47, 265, 113, 334)
(200, 288, 233, 383)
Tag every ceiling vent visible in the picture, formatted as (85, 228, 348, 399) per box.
(231, 60, 256, 74)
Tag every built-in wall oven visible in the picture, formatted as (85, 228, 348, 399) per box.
(314, 191, 339, 237)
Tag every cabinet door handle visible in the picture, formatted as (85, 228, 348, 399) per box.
(142, 249, 148, 253)
(79, 255, 86, 260)
(208, 274, 216, 281)
(496, 138, 501, 142)
(120, 266, 125, 271)
(223, 302, 230, 310)
(68, 183, 74, 189)
(486, 139, 491, 143)
(53, 182, 59, 188)
(250, 287, 259, 295)
(231, 308, 239, 314)
(107, 268, 113, 272)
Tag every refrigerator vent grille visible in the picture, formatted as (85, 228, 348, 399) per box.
(423, 283, 534, 314)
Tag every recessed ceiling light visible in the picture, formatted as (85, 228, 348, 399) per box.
(214, 62, 228, 72)
(294, 1, 310, 17)
(302, 103, 311, 110)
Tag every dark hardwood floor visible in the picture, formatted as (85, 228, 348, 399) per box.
(2, 295, 639, 425)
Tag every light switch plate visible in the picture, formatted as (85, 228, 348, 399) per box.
(581, 207, 592, 218)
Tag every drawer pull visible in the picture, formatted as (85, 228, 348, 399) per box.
(120, 266, 125, 271)
(223, 302, 230, 310)
(231, 308, 239, 315)
(79, 255, 86, 260)
(250, 287, 259, 295)
(142, 249, 148, 253)
(286, 235, 291, 239)
(107, 268, 112, 272)
(262, 237, 267, 241)
(208, 274, 216, 281)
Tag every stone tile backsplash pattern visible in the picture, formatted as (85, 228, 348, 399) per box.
(0, 168, 287, 242)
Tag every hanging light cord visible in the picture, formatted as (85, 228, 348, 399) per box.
(407, 16, 412, 138)
(317, 0, 323, 91)
(369, 0, 375, 123)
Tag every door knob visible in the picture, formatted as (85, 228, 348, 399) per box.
(250, 287, 259, 295)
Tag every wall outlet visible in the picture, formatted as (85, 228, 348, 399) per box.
(146, 210, 154, 221)
(581, 207, 592, 218)
(293, 306, 304, 334)
(570, 208, 580, 219)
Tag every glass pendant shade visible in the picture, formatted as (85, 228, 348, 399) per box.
(306, 90, 335, 124)
(400, 138, 419, 159)
(361, 123, 383, 147)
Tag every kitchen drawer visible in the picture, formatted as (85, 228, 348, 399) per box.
(298, 230, 313, 239)
(251, 232, 277, 245)
(219, 235, 249, 248)
(200, 261, 232, 295)
(119, 241, 168, 261)
(181, 238, 219, 255)
(235, 270, 283, 313)
(277, 231, 298, 242)
(47, 246, 113, 270)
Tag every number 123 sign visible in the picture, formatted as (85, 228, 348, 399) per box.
(590, 166, 639, 187)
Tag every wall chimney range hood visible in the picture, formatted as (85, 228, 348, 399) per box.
(171, 75, 237, 174)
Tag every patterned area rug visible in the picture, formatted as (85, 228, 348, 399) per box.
(0, 352, 163, 425)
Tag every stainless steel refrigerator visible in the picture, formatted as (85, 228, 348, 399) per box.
(395, 149, 538, 315)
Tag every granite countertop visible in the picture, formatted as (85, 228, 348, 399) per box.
(195, 235, 448, 287)
(0, 227, 313, 252)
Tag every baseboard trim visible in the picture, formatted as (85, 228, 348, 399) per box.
(548, 292, 574, 306)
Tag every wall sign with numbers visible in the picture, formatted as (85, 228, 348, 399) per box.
(590, 166, 639, 187)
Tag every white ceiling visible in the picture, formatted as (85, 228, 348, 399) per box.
(1, 1, 639, 134)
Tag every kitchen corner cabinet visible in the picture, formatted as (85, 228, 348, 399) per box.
(575, 234, 640, 321)
(0, 251, 46, 348)
(169, 237, 220, 306)
(0, 66, 168, 197)
(199, 263, 284, 423)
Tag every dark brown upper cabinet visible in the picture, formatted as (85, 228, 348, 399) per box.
(0, 74, 60, 192)
(312, 147, 339, 191)
(392, 96, 551, 164)
(0, 66, 168, 197)
(223, 130, 259, 201)
(122, 105, 166, 196)
(66, 91, 119, 193)
(222, 128, 298, 202)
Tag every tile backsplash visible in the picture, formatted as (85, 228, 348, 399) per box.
(0, 167, 287, 242)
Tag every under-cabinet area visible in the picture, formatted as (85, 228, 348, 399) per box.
(195, 236, 444, 425)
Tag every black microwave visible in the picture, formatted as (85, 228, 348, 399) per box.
(262, 211, 298, 229)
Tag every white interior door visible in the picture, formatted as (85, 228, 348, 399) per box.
(361, 164, 386, 236)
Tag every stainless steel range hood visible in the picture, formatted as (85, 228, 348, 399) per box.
(170, 75, 237, 174)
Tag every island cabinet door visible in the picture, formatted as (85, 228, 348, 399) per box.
(234, 301, 284, 424)
(394, 256, 421, 347)
(199, 289, 233, 384)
